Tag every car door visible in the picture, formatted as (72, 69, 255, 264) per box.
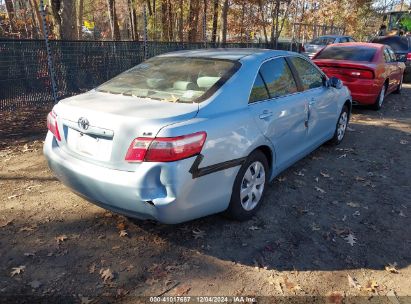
(288, 56, 338, 147)
(248, 57, 308, 171)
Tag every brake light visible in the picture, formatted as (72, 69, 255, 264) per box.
(47, 111, 61, 141)
(343, 69, 374, 79)
(125, 131, 207, 162)
(407, 53, 411, 61)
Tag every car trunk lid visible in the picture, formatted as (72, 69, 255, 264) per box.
(314, 59, 377, 82)
(53, 90, 199, 171)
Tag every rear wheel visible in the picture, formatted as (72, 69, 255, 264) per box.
(224, 150, 268, 221)
(329, 105, 349, 145)
(372, 83, 386, 110)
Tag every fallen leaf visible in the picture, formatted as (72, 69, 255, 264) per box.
(89, 263, 96, 274)
(320, 172, 330, 178)
(355, 176, 365, 181)
(385, 263, 399, 274)
(174, 284, 191, 296)
(294, 171, 304, 176)
(310, 223, 320, 231)
(10, 265, 25, 277)
(344, 234, 357, 246)
(347, 274, 361, 290)
(0, 219, 13, 228)
(364, 280, 378, 293)
(29, 280, 41, 289)
(117, 222, 126, 230)
(192, 228, 206, 239)
(277, 176, 286, 182)
(399, 139, 408, 145)
(248, 225, 261, 231)
(24, 252, 35, 257)
(315, 186, 326, 194)
(125, 264, 134, 272)
(100, 268, 114, 282)
(55, 235, 68, 244)
(338, 154, 347, 159)
(19, 226, 36, 232)
(119, 230, 128, 237)
(347, 202, 359, 208)
(283, 276, 301, 292)
(117, 288, 129, 296)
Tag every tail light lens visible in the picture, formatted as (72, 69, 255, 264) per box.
(407, 53, 411, 61)
(125, 131, 207, 162)
(343, 69, 374, 79)
(47, 111, 61, 141)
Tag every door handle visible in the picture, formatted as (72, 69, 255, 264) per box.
(259, 110, 273, 119)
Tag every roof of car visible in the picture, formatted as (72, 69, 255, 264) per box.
(157, 48, 292, 61)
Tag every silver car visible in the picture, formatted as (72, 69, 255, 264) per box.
(44, 49, 352, 224)
(303, 35, 356, 58)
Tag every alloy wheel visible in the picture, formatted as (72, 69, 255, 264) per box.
(240, 161, 265, 211)
(337, 111, 348, 141)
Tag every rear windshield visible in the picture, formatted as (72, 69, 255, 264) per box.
(371, 36, 409, 52)
(97, 57, 238, 103)
(315, 46, 377, 62)
(310, 37, 336, 45)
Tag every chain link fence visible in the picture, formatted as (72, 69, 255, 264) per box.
(0, 39, 300, 143)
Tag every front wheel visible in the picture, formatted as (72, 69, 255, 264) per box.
(224, 150, 269, 221)
(329, 105, 349, 145)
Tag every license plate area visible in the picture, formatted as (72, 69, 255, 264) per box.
(66, 128, 112, 161)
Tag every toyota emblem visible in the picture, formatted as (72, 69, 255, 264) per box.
(78, 117, 89, 130)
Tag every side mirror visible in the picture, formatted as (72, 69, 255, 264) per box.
(328, 77, 343, 89)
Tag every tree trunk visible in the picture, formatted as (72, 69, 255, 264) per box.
(161, 0, 168, 41)
(258, 0, 268, 44)
(188, 0, 199, 42)
(211, 0, 218, 43)
(146, 0, 153, 16)
(179, 0, 184, 42)
(49, 0, 62, 38)
(60, 0, 77, 40)
(203, 0, 207, 42)
(168, 0, 173, 41)
(4, 0, 16, 33)
(28, 0, 41, 38)
(128, 0, 137, 40)
(30, 0, 44, 38)
(107, 0, 121, 40)
(221, 0, 229, 44)
(77, 0, 84, 39)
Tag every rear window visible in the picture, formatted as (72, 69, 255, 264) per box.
(371, 36, 410, 52)
(315, 46, 377, 62)
(310, 37, 336, 45)
(97, 57, 238, 103)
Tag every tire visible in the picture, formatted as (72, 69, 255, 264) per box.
(224, 150, 269, 221)
(394, 75, 403, 94)
(329, 105, 349, 145)
(372, 83, 386, 110)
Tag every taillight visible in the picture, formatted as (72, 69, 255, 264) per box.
(344, 69, 374, 79)
(125, 131, 207, 162)
(407, 53, 411, 61)
(47, 111, 61, 141)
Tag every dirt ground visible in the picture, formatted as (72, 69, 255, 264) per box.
(0, 85, 410, 304)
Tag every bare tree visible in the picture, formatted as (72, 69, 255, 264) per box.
(211, 0, 218, 43)
(221, 0, 229, 44)
(5, 0, 17, 33)
(77, 0, 84, 39)
(179, 0, 184, 41)
(49, 0, 77, 39)
(106, 0, 121, 40)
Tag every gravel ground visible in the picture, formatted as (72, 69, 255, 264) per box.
(0, 85, 410, 303)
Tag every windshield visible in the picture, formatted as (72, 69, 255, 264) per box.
(315, 46, 377, 62)
(96, 57, 238, 103)
(310, 37, 336, 45)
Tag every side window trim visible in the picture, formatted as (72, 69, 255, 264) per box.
(285, 56, 304, 92)
(259, 71, 271, 99)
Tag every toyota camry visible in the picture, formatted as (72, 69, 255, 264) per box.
(44, 49, 352, 224)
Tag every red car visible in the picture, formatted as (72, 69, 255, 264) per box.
(313, 42, 406, 110)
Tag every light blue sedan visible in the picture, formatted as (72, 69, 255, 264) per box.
(43, 49, 352, 224)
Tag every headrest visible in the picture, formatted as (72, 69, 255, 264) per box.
(173, 81, 196, 90)
(197, 76, 220, 88)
